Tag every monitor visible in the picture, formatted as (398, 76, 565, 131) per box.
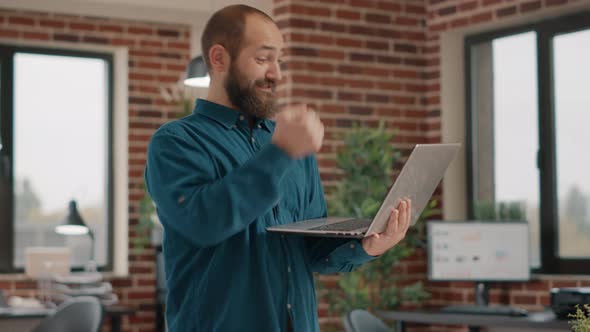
(427, 221, 530, 311)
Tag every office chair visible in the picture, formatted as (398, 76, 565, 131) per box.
(343, 309, 391, 332)
(32, 296, 103, 332)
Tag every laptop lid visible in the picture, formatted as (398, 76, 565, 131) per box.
(364, 143, 460, 236)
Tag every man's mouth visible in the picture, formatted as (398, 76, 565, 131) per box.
(256, 81, 275, 92)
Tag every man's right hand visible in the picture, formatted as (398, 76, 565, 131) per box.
(272, 104, 324, 159)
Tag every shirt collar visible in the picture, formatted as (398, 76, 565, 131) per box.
(193, 98, 273, 133)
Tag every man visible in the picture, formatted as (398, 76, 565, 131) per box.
(145, 4, 412, 332)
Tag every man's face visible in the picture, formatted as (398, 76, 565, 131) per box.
(224, 15, 284, 119)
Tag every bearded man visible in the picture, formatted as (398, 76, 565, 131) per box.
(145, 5, 411, 332)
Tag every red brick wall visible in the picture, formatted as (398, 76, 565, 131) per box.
(273, 0, 587, 331)
(0, 8, 190, 332)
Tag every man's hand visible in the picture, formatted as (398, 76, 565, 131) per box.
(361, 199, 412, 257)
(272, 104, 324, 159)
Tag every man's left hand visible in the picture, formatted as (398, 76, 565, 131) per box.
(361, 199, 412, 257)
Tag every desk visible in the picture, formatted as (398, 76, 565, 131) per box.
(0, 305, 136, 332)
(377, 310, 570, 332)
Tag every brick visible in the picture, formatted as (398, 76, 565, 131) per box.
(320, 22, 345, 32)
(395, 17, 420, 26)
(497, 6, 517, 17)
(83, 36, 109, 44)
(0, 29, 19, 38)
(451, 17, 470, 28)
(546, 0, 568, 6)
(429, 22, 447, 32)
(377, 55, 402, 64)
(128, 26, 153, 35)
(365, 13, 391, 24)
(127, 291, 154, 300)
(394, 43, 417, 53)
(367, 94, 389, 103)
(0, 281, 13, 289)
(349, 0, 377, 9)
(366, 41, 389, 50)
(349, 106, 373, 115)
(438, 5, 457, 16)
(483, 0, 503, 6)
(112, 38, 136, 46)
(157, 29, 180, 37)
(513, 294, 537, 305)
(290, 47, 318, 57)
(40, 19, 65, 28)
(520, 0, 542, 12)
(23, 32, 50, 40)
(405, 4, 426, 14)
(552, 280, 578, 288)
(53, 33, 79, 42)
(336, 10, 360, 20)
(338, 91, 362, 101)
(349, 25, 376, 36)
(69, 22, 95, 31)
(392, 96, 416, 105)
(338, 65, 362, 75)
(350, 53, 375, 62)
(8, 16, 35, 26)
(336, 38, 362, 48)
(471, 12, 493, 24)
(524, 281, 550, 291)
(318, 50, 345, 60)
(99, 24, 123, 33)
(308, 34, 333, 45)
(141, 40, 163, 48)
(459, 1, 478, 11)
(321, 104, 346, 114)
(292, 89, 332, 99)
(378, 2, 402, 12)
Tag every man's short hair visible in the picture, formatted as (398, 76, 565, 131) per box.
(201, 5, 274, 71)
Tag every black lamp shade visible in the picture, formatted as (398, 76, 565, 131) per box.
(55, 200, 89, 235)
(184, 55, 210, 88)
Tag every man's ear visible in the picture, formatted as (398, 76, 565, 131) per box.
(208, 44, 230, 73)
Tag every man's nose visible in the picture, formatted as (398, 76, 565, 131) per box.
(266, 61, 282, 82)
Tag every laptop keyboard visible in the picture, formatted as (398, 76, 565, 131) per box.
(310, 219, 372, 232)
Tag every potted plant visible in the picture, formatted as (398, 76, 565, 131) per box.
(320, 121, 433, 321)
(570, 304, 590, 332)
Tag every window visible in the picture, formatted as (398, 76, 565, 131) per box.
(0, 46, 114, 272)
(465, 12, 590, 274)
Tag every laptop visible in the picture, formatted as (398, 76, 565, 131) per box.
(266, 143, 460, 238)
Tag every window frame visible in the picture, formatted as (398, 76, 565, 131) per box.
(0, 45, 115, 273)
(465, 12, 590, 275)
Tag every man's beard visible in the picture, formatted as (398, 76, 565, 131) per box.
(225, 62, 278, 120)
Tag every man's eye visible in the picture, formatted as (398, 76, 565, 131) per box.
(256, 57, 267, 63)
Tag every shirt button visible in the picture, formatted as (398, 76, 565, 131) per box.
(287, 266, 291, 273)
(257, 124, 262, 129)
(239, 115, 244, 120)
(325, 258, 329, 262)
(350, 243, 355, 249)
(251, 137, 256, 143)
(287, 303, 292, 310)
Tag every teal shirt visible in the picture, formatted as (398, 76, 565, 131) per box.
(145, 99, 375, 332)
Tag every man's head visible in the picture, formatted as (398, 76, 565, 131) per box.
(201, 5, 284, 119)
